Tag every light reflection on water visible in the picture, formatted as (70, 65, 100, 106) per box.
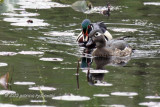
(39, 58, 63, 62)
(29, 86, 56, 91)
(101, 105, 126, 107)
(17, 0, 70, 9)
(143, 2, 160, 6)
(93, 94, 110, 97)
(2, 12, 39, 17)
(14, 82, 35, 85)
(139, 102, 160, 107)
(111, 92, 138, 97)
(52, 94, 90, 101)
(0, 90, 16, 95)
(3, 18, 50, 27)
(145, 95, 160, 99)
(0, 52, 17, 56)
(0, 63, 8, 67)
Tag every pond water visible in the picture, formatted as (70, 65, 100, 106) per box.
(0, 0, 160, 107)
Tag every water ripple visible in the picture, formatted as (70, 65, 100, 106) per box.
(139, 102, 160, 106)
(0, 52, 17, 56)
(3, 18, 49, 27)
(14, 82, 35, 85)
(17, 0, 70, 9)
(52, 94, 90, 101)
(0, 63, 8, 67)
(111, 92, 138, 97)
(145, 95, 160, 99)
(110, 27, 138, 33)
(0, 90, 16, 95)
(2, 12, 39, 17)
(93, 94, 110, 97)
(144, 2, 160, 6)
(29, 86, 56, 91)
(18, 51, 44, 55)
(39, 58, 63, 62)
(94, 81, 113, 87)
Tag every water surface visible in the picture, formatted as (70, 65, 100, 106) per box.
(0, 0, 160, 107)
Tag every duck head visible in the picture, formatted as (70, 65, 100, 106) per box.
(86, 30, 106, 48)
(86, 30, 113, 57)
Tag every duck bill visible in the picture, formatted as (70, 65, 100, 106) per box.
(83, 35, 88, 42)
(86, 38, 93, 47)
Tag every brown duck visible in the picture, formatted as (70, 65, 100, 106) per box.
(86, 31, 132, 57)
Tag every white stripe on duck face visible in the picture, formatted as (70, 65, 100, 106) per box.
(104, 30, 113, 41)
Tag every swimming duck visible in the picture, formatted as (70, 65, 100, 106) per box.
(102, 3, 111, 16)
(86, 30, 132, 57)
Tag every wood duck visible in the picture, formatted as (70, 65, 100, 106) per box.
(86, 30, 132, 57)
(102, 3, 111, 16)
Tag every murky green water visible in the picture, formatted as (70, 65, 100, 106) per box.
(0, 0, 160, 107)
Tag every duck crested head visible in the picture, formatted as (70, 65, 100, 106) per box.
(87, 30, 107, 48)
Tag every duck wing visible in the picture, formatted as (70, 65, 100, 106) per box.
(106, 40, 129, 50)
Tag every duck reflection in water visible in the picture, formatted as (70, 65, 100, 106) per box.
(87, 57, 109, 86)
(86, 56, 131, 86)
(80, 48, 93, 69)
(87, 56, 116, 86)
(79, 40, 131, 86)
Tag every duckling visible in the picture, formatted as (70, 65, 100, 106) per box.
(87, 31, 132, 57)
